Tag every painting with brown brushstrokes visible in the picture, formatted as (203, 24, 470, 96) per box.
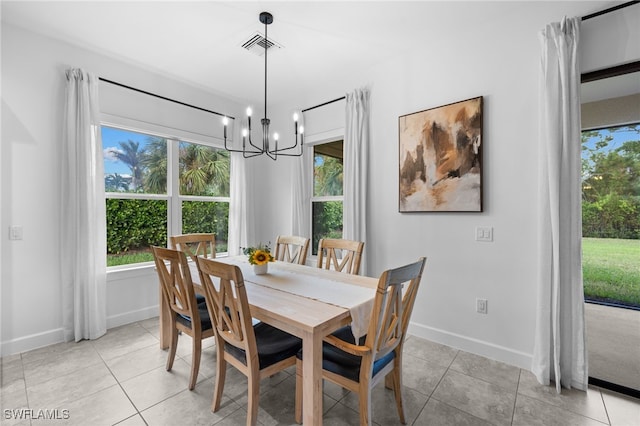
(399, 96, 483, 212)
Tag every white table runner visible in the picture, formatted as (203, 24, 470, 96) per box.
(196, 257, 375, 340)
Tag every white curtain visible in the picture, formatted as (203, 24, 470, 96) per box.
(291, 141, 312, 239)
(228, 152, 249, 255)
(343, 88, 370, 275)
(532, 17, 588, 392)
(61, 68, 107, 342)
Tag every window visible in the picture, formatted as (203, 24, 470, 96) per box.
(311, 140, 343, 254)
(103, 125, 230, 267)
(581, 124, 640, 309)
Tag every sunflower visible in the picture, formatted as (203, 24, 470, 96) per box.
(251, 249, 273, 265)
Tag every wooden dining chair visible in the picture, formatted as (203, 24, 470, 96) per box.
(295, 257, 426, 425)
(170, 233, 216, 261)
(151, 246, 215, 391)
(316, 238, 364, 275)
(275, 235, 310, 265)
(196, 257, 303, 426)
(171, 233, 216, 304)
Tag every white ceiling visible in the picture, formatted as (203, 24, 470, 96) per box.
(1, 1, 623, 107)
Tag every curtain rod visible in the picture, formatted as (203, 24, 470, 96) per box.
(582, 0, 638, 21)
(302, 96, 346, 113)
(98, 77, 235, 120)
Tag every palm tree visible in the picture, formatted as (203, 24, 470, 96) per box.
(142, 137, 168, 194)
(114, 140, 144, 191)
(314, 155, 343, 196)
(105, 173, 131, 192)
(179, 142, 230, 196)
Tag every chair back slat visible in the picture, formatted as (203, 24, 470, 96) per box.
(196, 257, 257, 358)
(171, 233, 216, 261)
(275, 235, 310, 265)
(317, 238, 364, 275)
(152, 246, 198, 320)
(365, 257, 426, 366)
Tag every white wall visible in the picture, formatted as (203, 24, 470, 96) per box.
(2, 3, 638, 365)
(256, 3, 640, 368)
(0, 23, 246, 355)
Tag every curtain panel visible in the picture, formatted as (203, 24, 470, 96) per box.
(343, 88, 370, 275)
(61, 68, 107, 342)
(532, 17, 588, 392)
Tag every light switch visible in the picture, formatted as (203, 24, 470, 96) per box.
(9, 226, 23, 240)
(475, 226, 493, 242)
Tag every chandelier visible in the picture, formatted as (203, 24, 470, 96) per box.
(223, 11, 303, 160)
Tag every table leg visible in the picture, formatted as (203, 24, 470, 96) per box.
(302, 330, 323, 426)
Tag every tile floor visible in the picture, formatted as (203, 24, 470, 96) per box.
(2, 317, 639, 425)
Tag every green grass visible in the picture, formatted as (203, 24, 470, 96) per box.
(107, 243, 229, 267)
(582, 238, 640, 307)
(107, 251, 154, 267)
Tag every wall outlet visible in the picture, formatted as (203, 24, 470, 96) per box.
(476, 298, 488, 314)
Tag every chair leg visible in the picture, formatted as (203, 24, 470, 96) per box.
(294, 359, 303, 424)
(189, 335, 202, 390)
(359, 389, 372, 426)
(166, 323, 179, 371)
(246, 373, 260, 426)
(392, 360, 406, 424)
(212, 352, 226, 412)
(385, 372, 393, 389)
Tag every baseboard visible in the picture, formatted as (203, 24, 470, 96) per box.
(0, 306, 159, 357)
(0, 328, 65, 357)
(106, 305, 159, 329)
(407, 321, 533, 370)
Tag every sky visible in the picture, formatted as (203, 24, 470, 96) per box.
(102, 126, 150, 176)
(582, 124, 639, 159)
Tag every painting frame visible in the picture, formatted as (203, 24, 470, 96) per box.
(398, 96, 483, 212)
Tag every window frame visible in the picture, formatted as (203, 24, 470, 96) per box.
(102, 116, 231, 270)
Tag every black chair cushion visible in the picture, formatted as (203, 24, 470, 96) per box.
(176, 301, 213, 331)
(297, 325, 395, 382)
(195, 293, 206, 304)
(225, 322, 302, 369)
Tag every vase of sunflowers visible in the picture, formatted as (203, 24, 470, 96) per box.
(243, 243, 274, 275)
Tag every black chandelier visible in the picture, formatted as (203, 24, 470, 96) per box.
(223, 11, 303, 160)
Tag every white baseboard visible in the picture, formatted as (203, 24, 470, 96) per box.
(0, 306, 160, 357)
(0, 328, 65, 357)
(106, 305, 159, 329)
(407, 321, 533, 370)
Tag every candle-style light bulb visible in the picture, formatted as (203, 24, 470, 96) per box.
(222, 117, 228, 139)
(293, 112, 299, 122)
(242, 128, 248, 137)
(246, 107, 252, 117)
(299, 126, 304, 134)
(274, 132, 279, 141)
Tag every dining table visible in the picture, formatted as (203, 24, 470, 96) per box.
(158, 255, 378, 426)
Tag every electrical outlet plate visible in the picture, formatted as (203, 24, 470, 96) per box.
(475, 226, 493, 242)
(476, 298, 488, 314)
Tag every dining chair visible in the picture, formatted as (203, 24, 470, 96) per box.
(316, 238, 365, 275)
(274, 235, 310, 265)
(196, 257, 303, 426)
(171, 233, 216, 304)
(151, 246, 215, 391)
(170, 233, 216, 261)
(294, 257, 426, 425)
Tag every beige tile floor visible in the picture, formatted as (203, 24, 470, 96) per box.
(1, 317, 639, 426)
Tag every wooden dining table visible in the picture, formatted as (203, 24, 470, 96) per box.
(158, 256, 378, 426)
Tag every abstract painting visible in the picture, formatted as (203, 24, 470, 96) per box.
(399, 96, 483, 212)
